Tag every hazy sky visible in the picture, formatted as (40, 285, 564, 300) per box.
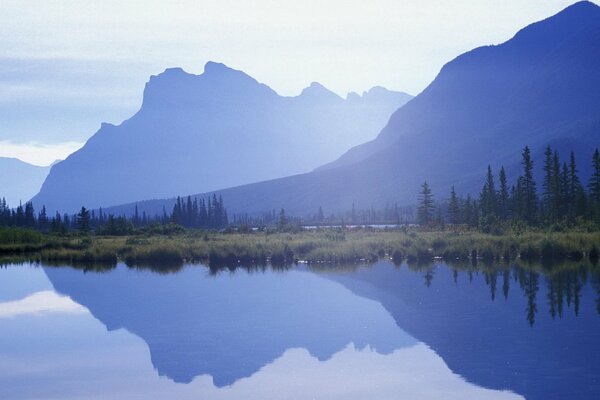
(0, 0, 593, 165)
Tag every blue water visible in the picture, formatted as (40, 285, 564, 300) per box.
(0, 261, 598, 399)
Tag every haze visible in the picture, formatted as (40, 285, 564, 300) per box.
(1, 0, 595, 165)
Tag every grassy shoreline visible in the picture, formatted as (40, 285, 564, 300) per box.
(1, 227, 599, 269)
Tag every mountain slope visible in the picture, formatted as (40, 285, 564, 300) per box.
(0, 157, 51, 206)
(31, 63, 411, 213)
(106, 1, 600, 218)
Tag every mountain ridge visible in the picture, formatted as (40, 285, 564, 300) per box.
(103, 1, 600, 218)
(31, 62, 412, 213)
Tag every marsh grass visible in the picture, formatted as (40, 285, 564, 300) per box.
(1, 227, 600, 269)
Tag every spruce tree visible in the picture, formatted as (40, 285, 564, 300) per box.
(417, 181, 434, 225)
(498, 167, 509, 220)
(462, 195, 473, 227)
(589, 148, 600, 221)
(542, 146, 561, 222)
(520, 146, 538, 225)
(77, 206, 91, 232)
(590, 148, 600, 204)
(38, 206, 48, 229)
(569, 151, 586, 218)
(480, 165, 497, 219)
(560, 162, 569, 219)
(448, 186, 461, 224)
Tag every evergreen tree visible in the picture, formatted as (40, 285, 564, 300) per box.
(569, 151, 586, 218)
(519, 146, 538, 225)
(24, 202, 35, 227)
(77, 206, 91, 232)
(133, 204, 140, 226)
(480, 165, 497, 218)
(15, 202, 24, 227)
(38, 206, 48, 229)
(589, 148, 600, 219)
(417, 181, 434, 225)
(51, 212, 62, 233)
(498, 167, 509, 220)
(542, 146, 558, 222)
(448, 186, 461, 224)
(463, 195, 474, 227)
(560, 161, 569, 218)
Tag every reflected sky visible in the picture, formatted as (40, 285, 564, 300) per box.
(2, 261, 597, 399)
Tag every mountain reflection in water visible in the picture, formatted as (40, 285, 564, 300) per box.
(1, 259, 598, 399)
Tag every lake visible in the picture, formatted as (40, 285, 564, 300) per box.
(1, 260, 599, 399)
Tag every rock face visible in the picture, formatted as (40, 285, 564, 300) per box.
(31, 62, 411, 213)
(0, 157, 51, 206)
(105, 1, 600, 218)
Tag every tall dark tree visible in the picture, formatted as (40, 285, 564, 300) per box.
(417, 181, 434, 225)
(569, 151, 586, 218)
(519, 146, 538, 225)
(480, 165, 497, 219)
(448, 186, 461, 224)
(542, 146, 559, 222)
(462, 195, 474, 227)
(589, 148, 600, 220)
(77, 206, 91, 232)
(498, 167, 510, 220)
(24, 202, 35, 227)
(38, 206, 48, 229)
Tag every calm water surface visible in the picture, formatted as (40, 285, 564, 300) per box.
(1, 260, 599, 399)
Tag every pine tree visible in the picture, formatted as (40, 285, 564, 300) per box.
(463, 195, 473, 227)
(588, 148, 600, 221)
(77, 206, 91, 232)
(24, 202, 35, 227)
(560, 161, 569, 219)
(417, 181, 434, 225)
(569, 151, 586, 218)
(589, 148, 600, 207)
(498, 167, 509, 220)
(520, 146, 538, 225)
(448, 186, 461, 224)
(133, 204, 140, 226)
(38, 206, 48, 229)
(480, 165, 497, 219)
(542, 146, 559, 222)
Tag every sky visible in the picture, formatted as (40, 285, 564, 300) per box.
(0, 0, 594, 166)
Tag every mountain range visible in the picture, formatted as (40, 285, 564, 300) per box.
(31, 63, 411, 213)
(103, 1, 600, 218)
(0, 157, 51, 206)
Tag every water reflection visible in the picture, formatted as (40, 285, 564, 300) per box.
(1, 260, 599, 399)
(315, 261, 600, 400)
(43, 264, 414, 387)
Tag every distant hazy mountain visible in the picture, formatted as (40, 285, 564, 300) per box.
(31, 62, 411, 212)
(106, 1, 600, 218)
(0, 157, 51, 206)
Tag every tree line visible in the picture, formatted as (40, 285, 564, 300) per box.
(418, 146, 600, 230)
(0, 194, 230, 234)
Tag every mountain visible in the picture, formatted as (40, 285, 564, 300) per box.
(31, 62, 411, 213)
(0, 157, 51, 206)
(104, 1, 600, 218)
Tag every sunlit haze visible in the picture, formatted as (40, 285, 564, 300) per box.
(0, 1, 594, 165)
